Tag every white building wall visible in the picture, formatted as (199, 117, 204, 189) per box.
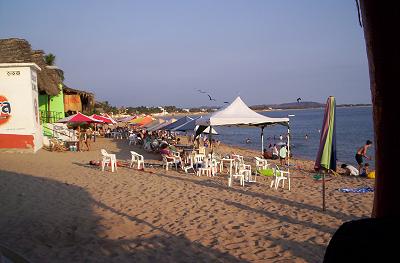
(0, 63, 43, 152)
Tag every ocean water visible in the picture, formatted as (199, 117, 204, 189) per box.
(212, 107, 375, 167)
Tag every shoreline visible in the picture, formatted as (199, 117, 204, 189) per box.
(161, 105, 372, 117)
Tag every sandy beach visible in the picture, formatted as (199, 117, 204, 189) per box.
(0, 138, 374, 262)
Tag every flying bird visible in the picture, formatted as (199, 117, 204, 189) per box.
(296, 97, 302, 103)
(223, 101, 229, 104)
(207, 94, 216, 101)
(197, 89, 207, 94)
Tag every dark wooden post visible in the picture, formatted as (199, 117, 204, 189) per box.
(360, 1, 400, 217)
(47, 94, 51, 123)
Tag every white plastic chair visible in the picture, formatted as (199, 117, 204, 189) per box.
(172, 151, 182, 163)
(128, 134, 137, 145)
(232, 154, 244, 173)
(255, 157, 269, 174)
(193, 154, 205, 176)
(197, 158, 216, 177)
(198, 147, 206, 155)
(116, 132, 123, 139)
(238, 163, 254, 182)
(183, 155, 195, 174)
(228, 173, 245, 187)
(271, 165, 291, 190)
(130, 151, 144, 169)
(161, 154, 179, 171)
(101, 149, 117, 172)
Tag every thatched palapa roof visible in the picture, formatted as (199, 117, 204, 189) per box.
(0, 38, 61, 96)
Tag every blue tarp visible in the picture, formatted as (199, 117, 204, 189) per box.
(161, 116, 193, 130)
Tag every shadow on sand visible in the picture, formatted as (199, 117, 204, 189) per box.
(0, 170, 247, 262)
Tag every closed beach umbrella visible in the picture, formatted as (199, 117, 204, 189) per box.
(314, 96, 337, 211)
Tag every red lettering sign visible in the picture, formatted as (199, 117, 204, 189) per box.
(0, 95, 11, 125)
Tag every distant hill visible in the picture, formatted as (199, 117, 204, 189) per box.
(250, 101, 371, 110)
(250, 101, 325, 110)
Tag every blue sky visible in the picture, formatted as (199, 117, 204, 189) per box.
(0, 1, 370, 107)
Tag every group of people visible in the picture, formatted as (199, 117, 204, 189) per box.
(341, 140, 373, 177)
(74, 127, 93, 151)
(263, 143, 289, 165)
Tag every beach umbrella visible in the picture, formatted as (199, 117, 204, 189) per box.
(57, 112, 102, 124)
(143, 118, 165, 129)
(129, 116, 145, 125)
(117, 115, 137, 122)
(314, 96, 337, 211)
(173, 117, 219, 135)
(91, 114, 117, 124)
(137, 116, 154, 126)
(147, 118, 177, 131)
(161, 116, 193, 130)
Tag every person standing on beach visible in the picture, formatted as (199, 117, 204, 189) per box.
(355, 140, 373, 173)
(272, 144, 279, 160)
(279, 144, 287, 166)
(83, 129, 91, 151)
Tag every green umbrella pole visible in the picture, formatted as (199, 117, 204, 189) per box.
(322, 170, 326, 211)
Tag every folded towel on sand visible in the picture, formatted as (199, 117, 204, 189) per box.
(258, 169, 274, 176)
(338, 187, 374, 193)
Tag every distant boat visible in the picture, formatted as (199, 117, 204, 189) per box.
(288, 114, 295, 117)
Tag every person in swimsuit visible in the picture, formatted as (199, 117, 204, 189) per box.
(355, 140, 372, 173)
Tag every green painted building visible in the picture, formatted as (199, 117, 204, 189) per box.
(39, 90, 65, 121)
(39, 89, 66, 136)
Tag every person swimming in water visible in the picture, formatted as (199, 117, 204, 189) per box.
(245, 138, 251, 144)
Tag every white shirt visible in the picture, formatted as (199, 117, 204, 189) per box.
(345, 165, 359, 176)
(279, 147, 287, 158)
(272, 146, 279, 156)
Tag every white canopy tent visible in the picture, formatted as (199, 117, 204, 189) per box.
(195, 97, 290, 154)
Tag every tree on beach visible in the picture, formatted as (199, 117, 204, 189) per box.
(44, 53, 56, 66)
(94, 101, 118, 114)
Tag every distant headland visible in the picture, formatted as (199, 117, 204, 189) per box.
(250, 101, 372, 111)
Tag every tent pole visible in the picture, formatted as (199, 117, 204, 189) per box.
(261, 127, 264, 155)
(209, 126, 213, 163)
(287, 127, 290, 169)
